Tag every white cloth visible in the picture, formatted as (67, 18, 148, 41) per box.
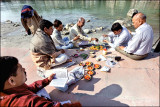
(124, 23, 154, 55)
(107, 26, 131, 48)
(69, 23, 92, 47)
(51, 54, 69, 67)
(51, 29, 68, 46)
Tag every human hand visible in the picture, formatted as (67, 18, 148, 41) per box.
(103, 39, 109, 43)
(119, 46, 125, 50)
(48, 73, 56, 82)
(60, 49, 65, 53)
(103, 34, 108, 37)
(128, 29, 131, 34)
(73, 36, 80, 41)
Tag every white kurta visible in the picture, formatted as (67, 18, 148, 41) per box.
(69, 23, 92, 47)
(107, 26, 131, 48)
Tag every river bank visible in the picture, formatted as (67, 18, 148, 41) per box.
(1, 20, 159, 50)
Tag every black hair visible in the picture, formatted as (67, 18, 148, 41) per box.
(131, 12, 138, 19)
(111, 23, 122, 32)
(53, 19, 62, 28)
(0, 56, 18, 91)
(39, 19, 53, 31)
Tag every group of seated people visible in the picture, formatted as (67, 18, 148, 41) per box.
(29, 12, 153, 72)
(0, 5, 154, 107)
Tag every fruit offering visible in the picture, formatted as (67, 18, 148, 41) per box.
(90, 45, 103, 50)
(84, 74, 91, 80)
(85, 62, 92, 66)
(94, 64, 101, 69)
(79, 62, 85, 67)
(87, 70, 94, 75)
(87, 66, 94, 70)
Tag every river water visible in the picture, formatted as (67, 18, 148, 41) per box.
(1, 0, 159, 40)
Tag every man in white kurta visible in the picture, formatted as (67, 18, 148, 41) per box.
(51, 20, 73, 50)
(103, 23, 131, 48)
(116, 13, 154, 60)
(69, 17, 98, 47)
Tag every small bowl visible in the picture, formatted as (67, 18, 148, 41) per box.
(85, 62, 93, 66)
(73, 54, 79, 58)
(87, 66, 94, 70)
(84, 74, 92, 81)
(94, 64, 101, 69)
(90, 54, 96, 58)
(87, 70, 95, 76)
(79, 62, 85, 67)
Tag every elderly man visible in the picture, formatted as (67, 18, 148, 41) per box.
(69, 17, 98, 47)
(21, 5, 42, 35)
(30, 19, 69, 71)
(103, 22, 131, 48)
(116, 13, 154, 60)
(0, 56, 81, 107)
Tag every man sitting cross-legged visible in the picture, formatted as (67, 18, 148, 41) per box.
(103, 22, 131, 48)
(30, 19, 69, 71)
(69, 17, 98, 47)
(51, 19, 79, 50)
(116, 13, 154, 60)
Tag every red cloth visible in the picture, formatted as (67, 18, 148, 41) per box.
(0, 78, 61, 107)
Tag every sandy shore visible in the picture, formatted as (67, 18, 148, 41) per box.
(1, 21, 159, 50)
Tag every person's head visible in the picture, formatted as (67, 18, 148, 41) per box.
(0, 56, 27, 92)
(77, 17, 85, 28)
(21, 5, 34, 19)
(132, 12, 146, 29)
(39, 19, 54, 36)
(111, 23, 123, 35)
(53, 19, 63, 31)
(131, 12, 138, 19)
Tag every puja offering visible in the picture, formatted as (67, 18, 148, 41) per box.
(80, 54, 88, 59)
(89, 51, 95, 54)
(87, 70, 94, 75)
(79, 62, 85, 67)
(87, 66, 94, 70)
(94, 64, 101, 69)
(90, 45, 103, 50)
(73, 54, 79, 58)
(80, 48, 84, 51)
(84, 74, 92, 81)
(85, 61, 92, 66)
(90, 54, 96, 58)
(103, 48, 107, 55)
